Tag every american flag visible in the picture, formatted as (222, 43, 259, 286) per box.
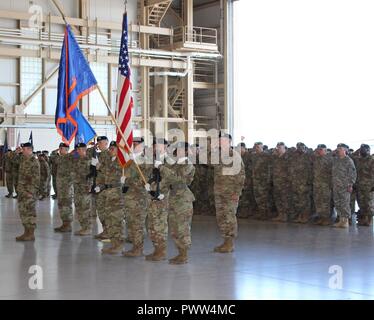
(116, 12, 133, 166)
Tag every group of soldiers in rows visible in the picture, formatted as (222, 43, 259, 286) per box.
(4, 134, 372, 264)
(4, 133, 244, 265)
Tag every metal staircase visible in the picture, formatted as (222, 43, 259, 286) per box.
(147, 0, 173, 26)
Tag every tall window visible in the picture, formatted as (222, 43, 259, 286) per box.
(20, 53, 42, 114)
(89, 62, 108, 116)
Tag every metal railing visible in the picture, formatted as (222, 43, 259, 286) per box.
(172, 26, 217, 45)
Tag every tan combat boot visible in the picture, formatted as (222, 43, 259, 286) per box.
(214, 237, 234, 253)
(122, 245, 144, 257)
(54, 221, 72, 233)
(101, 239, 123, 254)
(169, 246, 188, 265)
(321, 218, 331, 226)
(145, 244, 167, 261)
(16, 227, 35, 241)
(332, 217, 349, 228)
(74, 229, 92, 236)
(299, 213, 309, 224)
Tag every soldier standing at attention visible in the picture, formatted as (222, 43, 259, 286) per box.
(271, 142, 291, 222)
(12, 147, 22, 198)
(237, 143, 254, 218)
(54, 143, 74, 232)
(212, 133, 245, 253)
(122, 137, 150, 257)
(99, 141, 125, 254)
(16, 142, 40, 241)
(72, 143, 93, 236)
(332, 143, 357, 228)
(49, 148, 59, 199)
(91, 136, 110, 240)
(354, 144, 374, 226)
(289, 142, 313, 223)
(42, 151, 51, 197)
(4, 149, 14, 198)
(251, 142, 271, 220)
(38, 153, 50, 200)
(145, 138, 175, 262)
(312, 144, 333, 226)
(167, 141, 195, 264)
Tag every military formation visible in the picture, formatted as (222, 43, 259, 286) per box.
(3, 134, 373, 264)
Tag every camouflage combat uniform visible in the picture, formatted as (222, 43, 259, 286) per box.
(49, 150, 59, 196)
(72, 154, 92, 231)
(38, 156, 50, 198)
(212, 148, 245, 239)
(238, 151, 256, 218)
(190, 162, 209, 216)
(271, 152, 291, 220)
(12, 152, 21, 194)
(289, 151, 313, 221)
(4, 151, 14, 195)
(96, 149, 111, 229)
(17, 154, 40, 228)
(168, 159, 195, 250)
(97, 154, 124, 242)
(332, 156, 357, 219)
(354, 155, 374, 217)
(123, 155, 150, 248)
(251, 151, 271, 219)
(313, 153, 333, 219)
(56, 153, 74, 223)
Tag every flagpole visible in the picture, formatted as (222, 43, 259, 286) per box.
(96, 85, 148, 185)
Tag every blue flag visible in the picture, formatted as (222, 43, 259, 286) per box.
(55, 25, 97, 145)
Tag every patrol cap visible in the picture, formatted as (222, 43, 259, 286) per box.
(276, 142, 285, 147)
(97, 136, 108, 142)
(59, 142, 69, 148)
(133, 137, 144, 144)
(296, 142, 306, 148)
(109, 141, 117, 148)
(254, 141, 263, 146)
(76, 142, 87, 148)
(219, 132, 232, 140)
(42, 150, 49, 154)
(317, 144, 327, 149)
(337, 143, 349, 149)
(21, 142, 33, 148)
(238, 142, 246, 148)
(153, 138, 168, 145)
(360, 144, 370, 150)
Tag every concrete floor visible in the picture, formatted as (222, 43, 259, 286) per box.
(1, 187, 374, 300)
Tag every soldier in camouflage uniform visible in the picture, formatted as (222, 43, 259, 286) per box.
(38, 153, 50, 200)
(289, 142, 313, 223)
(145, 138, 175, 261)
(122, 137, 150, 257)
(167, 141, 195, 264)
(16, 142, 40, 241)
(211, 133, 245, 253)
(92, 136, 110, 239)
(354, 144, 374, 226)
(237, 143, 255, 218)
(312, 144, 333, 226)
(251, 142, 271, 220)
(42, 151, 51, 197)
(190, 145, 209, 216)
(332, 143, 357, 228)
(49, 149, 59, 199)
(54, 143, 74, 232)
(72, 143, 93, 236)
(4, 150, 14, 197)
(98, 141, 125, 254)
(12, 147, 22, 198)
(271, 142, 291, 222)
